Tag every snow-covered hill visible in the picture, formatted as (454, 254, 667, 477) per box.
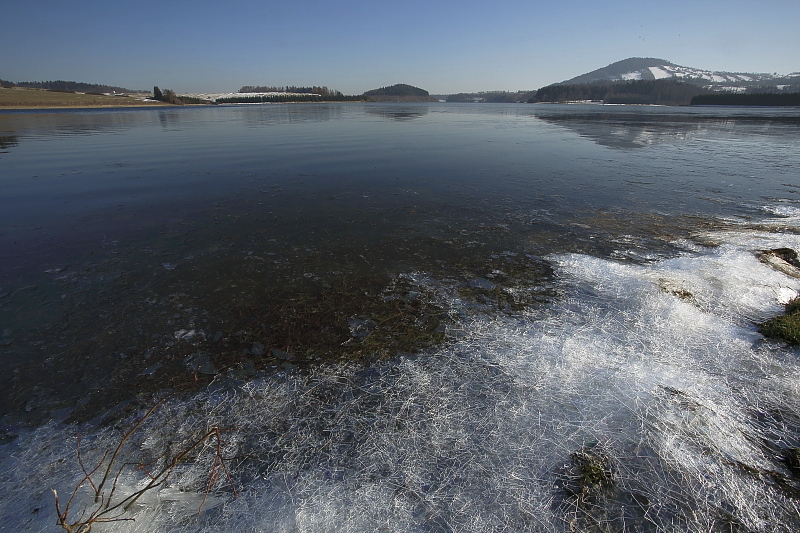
(562, 57, 800, 93)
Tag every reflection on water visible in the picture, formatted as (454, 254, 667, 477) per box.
(157, 109, 182, 130)
(0, 104, 351, 151)
(0, 108, 155, 146)
(237, 102, 345, 127)
(532, 105, 800, 149)
(535, 112, 705, 148)
(0, 135, 17, 152)
(365, 104, 430, 121)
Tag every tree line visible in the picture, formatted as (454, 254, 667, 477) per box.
(529, 79, 704, 106)
(529, 80, 800, 106)
(4, 79, 143, 93)
(216, 93, 363, 104)
(152, 86, 212, 105)
(446, 91, 534, 103)
(239, 85, 346, 98)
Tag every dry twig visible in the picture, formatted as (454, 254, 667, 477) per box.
(53, 398, 237, 532)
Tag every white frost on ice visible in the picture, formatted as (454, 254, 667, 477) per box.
(2, 209, 800, 532)
(760, 203, 800, 221)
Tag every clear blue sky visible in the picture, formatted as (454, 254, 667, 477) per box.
(2, 0, 798, 94)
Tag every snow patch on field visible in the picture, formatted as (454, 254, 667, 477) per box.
(648, 66, 672, 79)
(717, 86, 747, 93)
(182, 92, 321, 102)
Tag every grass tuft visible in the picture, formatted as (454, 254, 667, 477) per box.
(759, 297, 800, 345)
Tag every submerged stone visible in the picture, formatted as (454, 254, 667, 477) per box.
(348, 317, 377, 338)
(271, 348, 294, 361)
(468, 277, 496, 290)
(138, 363, 163, 376)
(250, 342, 265, 355)
(185, 352, 217, 375)
(0, 429, 16, 445)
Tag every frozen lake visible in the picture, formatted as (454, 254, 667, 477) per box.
(1, 102, 800, 531)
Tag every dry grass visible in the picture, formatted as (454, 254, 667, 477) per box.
(0, 87, 170, 109)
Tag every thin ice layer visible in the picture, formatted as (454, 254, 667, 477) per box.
(2, 222, 800, 532)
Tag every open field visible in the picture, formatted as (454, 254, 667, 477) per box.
(0, 86, 170, 109)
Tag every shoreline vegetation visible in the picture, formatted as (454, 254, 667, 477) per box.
(0, 83, 439, 109)
(2, 82, 799, 110)
(0, 86, 171, 109)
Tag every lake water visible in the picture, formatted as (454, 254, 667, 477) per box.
(1, 103, 800, 532)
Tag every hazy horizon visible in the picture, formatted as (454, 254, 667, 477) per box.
(2, 0, 799, 95)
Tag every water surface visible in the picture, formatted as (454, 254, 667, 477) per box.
(1, 103, 800, 532)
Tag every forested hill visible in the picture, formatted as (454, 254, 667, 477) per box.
(561, 57, 800, 93)
(562, 58, 676, 85)
(530, 79, 704, 106)
(364, 84, 429, 97)
(8, 80, 145, 93)
(363, 84, 437, 101)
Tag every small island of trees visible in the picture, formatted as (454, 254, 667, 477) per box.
(364, 84, 429, 97)
(363, 84, 437, 102)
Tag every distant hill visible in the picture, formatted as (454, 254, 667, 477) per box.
(562, 58, 677, 85)
(9, 80, 146, 94)
(363, 84, 438, 102)
(561, 57, 800, 93)
(364, 84, 428, 97)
